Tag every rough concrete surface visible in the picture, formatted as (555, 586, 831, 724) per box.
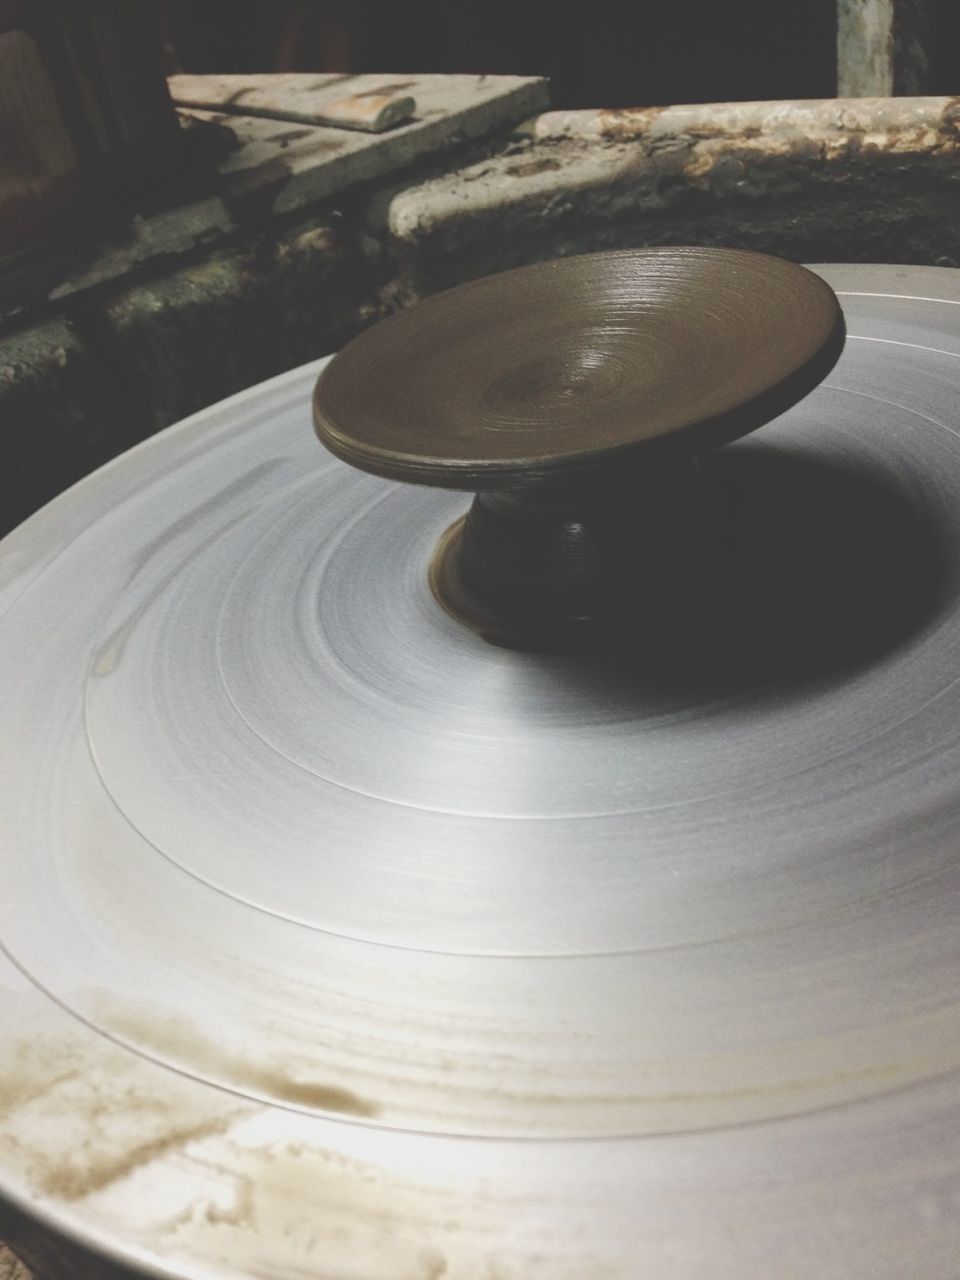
(0, 1245, 31, 1280)
(1, 74, 548, 321)
(0, 216, 391, 535)
(386, 95, 960, 295)
(99, 218, 382, 432)
(0, 73, 544, 534)
(0, 319, 113, 536)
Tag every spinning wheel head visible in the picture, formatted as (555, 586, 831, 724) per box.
(4, 261, 960, 1280)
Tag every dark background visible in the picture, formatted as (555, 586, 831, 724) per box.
(162, 0, 960, 107)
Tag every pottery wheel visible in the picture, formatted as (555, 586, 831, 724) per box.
(2, 255, 960, 1279)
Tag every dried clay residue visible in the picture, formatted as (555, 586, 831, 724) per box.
(40, 1117, 236, 1202)
(90, 994, 380, 1118)
(0, 1032, 463, 1275)
(0, 1026, 611, 1279)
(0, 1029, 249, 1204)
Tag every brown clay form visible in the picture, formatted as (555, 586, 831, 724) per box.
(313, 247, 846, 652)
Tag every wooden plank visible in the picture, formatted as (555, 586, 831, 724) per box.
(169, 73, 430, 129)
(176, 74, 550, 221)
(170, 72, 418, 133)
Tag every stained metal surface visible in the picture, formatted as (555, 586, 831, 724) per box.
(2, 264, 960, 1277)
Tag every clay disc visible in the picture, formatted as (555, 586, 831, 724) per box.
(314, 247, 844, 487)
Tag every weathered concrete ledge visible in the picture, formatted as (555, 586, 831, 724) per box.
(531, 95, 960, 142)
(385, 96, 960, 295)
